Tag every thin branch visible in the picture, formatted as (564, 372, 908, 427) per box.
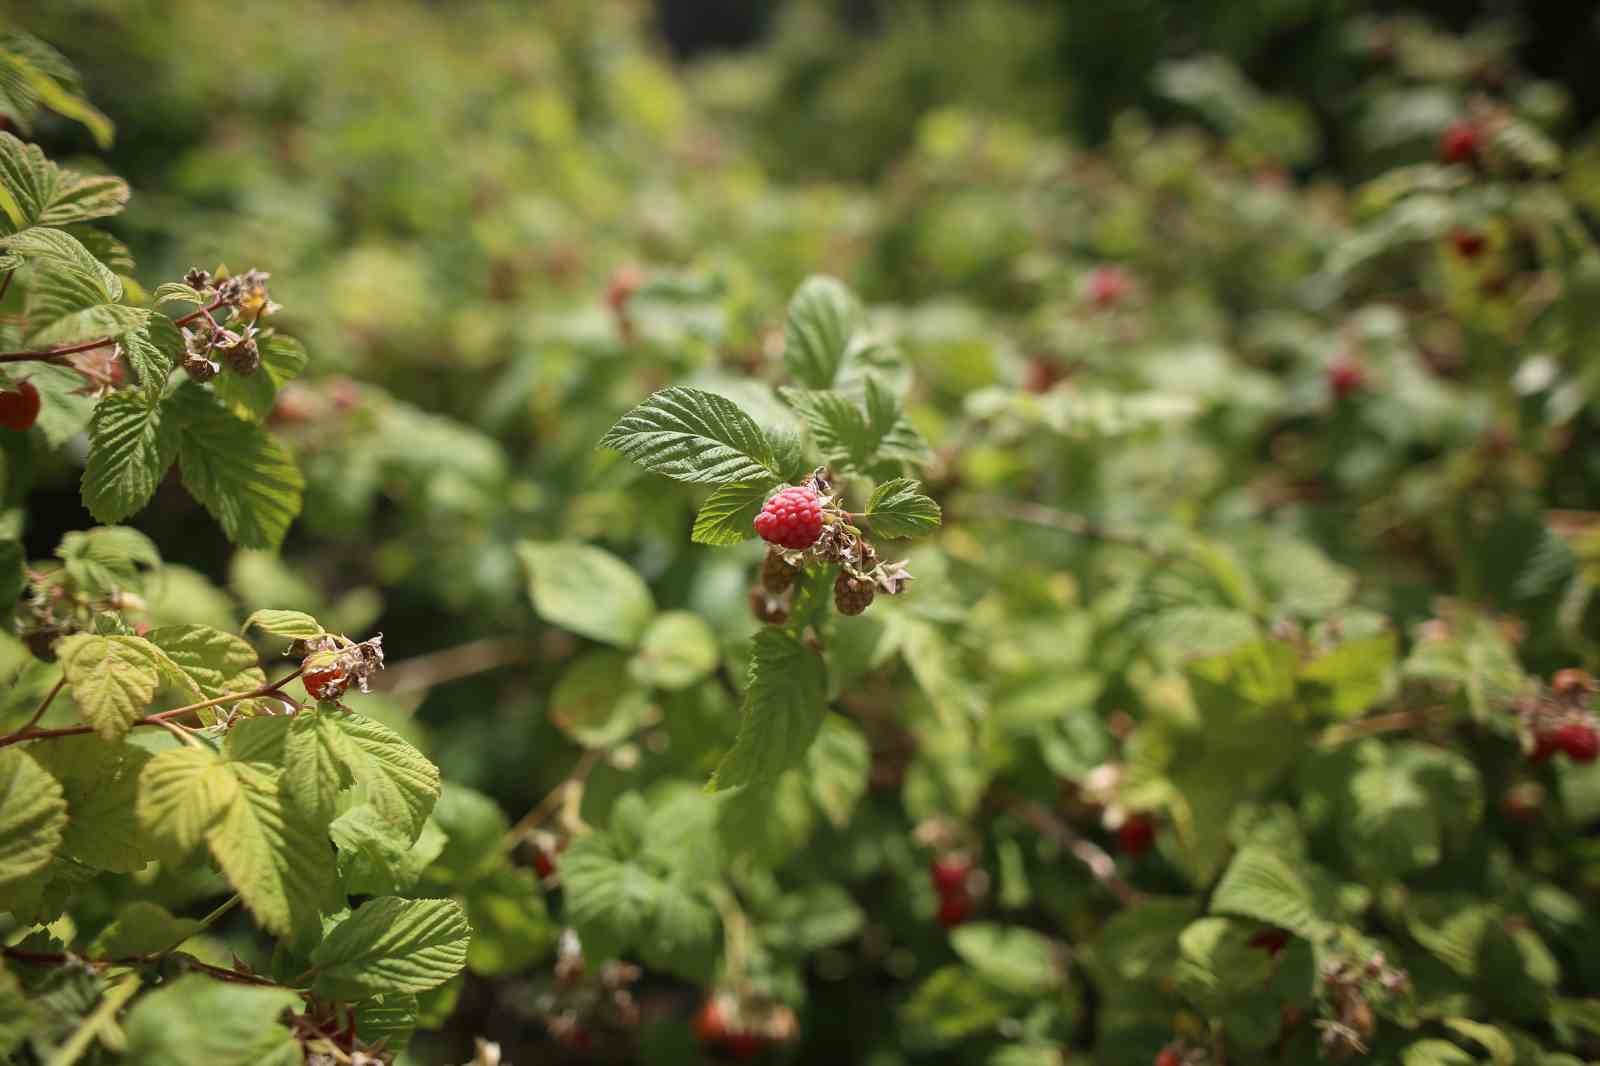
(1317, 709, 1428, 748)
(2, 945, 288, 989)
(505, 746, 606, 851)
(0, 669, 303, 751)
(953, 494, 1173, 559)
(1009, 797, 1141, 907)
(16, 676, 65, 735)
(0, 298, 223, 366)
(376, 637, 536, 696)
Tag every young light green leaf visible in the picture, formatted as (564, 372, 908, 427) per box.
(551, 651, 656, 748)
(784, 275, 861, 389)
(691, 480, 776, 546)
(206, 761, 338, 943)
(0, 748, 66, 889)
(712, 629, 829, 791)
(518, 540, 655, 647)
(145, 624, 266, 700)
(55, 632, 164, 741)
(949, 923, 1063, 996)
(56, 525, 160, 597)
(123, 975, 301, 1066)
(119, 315, 185, 397)
(29, 735, 152, 872)
(173, 388, 304, 549)
(0, 131, 126, 230)
(0, 35, 114, 148)
(332, 806, 447, 896)
(865, 478, 942, 539)
(806, 714, 869, 827)
(599, 385, 779, 485)
(285, 711, 354, 826)
(242, 609, 325, 642)
(310, 896, 471, 999)
(136, 747, 238, 863)
(631, 611, 719, 691)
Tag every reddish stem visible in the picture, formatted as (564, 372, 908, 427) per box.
(0, 298, 224, 365)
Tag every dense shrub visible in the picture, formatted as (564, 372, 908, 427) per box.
(1, 4, 1600, 1065)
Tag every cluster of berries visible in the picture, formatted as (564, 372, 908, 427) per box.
(694, 993, 797, 1059)
(178, 267, 278, 382)
(1517, 668, 1600, 764)
(295, 632, 386, 703)
(750, 474, 913, 623)
(928, 852, 980, 928)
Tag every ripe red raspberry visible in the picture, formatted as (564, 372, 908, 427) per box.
(301, 651, 350, 702)
(930, 854, 971, 895)
(761, 550, 798, 594)
(1530, 731, 1560, 763)
(1086, 265, 1131, 309)
(1555, 722, 1599, 763)
(1450, 228, 1486, 259)
(936, 892, 972, 929)
(754, 486, 824, 550)
(1116, 815, 1156, 857)
(1155, 1050, 1182, 1066)
(0, 381, 41, 431)
(833, 571, 875, 616)
(1327, 358, 1367, 401)
(1440, 119, 1480, 165)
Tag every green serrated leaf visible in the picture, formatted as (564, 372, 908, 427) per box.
(0, 747, 66, 891)
(865, 478, 942, 539)
(518, 540, 655, 647)
(145, 624, 265, 706)
(550, 650, 655, 748)
(29, 734, 152, 872)
(1209, 847, 1331, 940)
(712, 629, 828, 791)
(599, 385, 779, 485)
(691, 480, 775, 545)
(311, 896, 471, 999)
(333, 712, 441, 843)
(173, 387, 303, 549)
(783, 275, 860, 389)
(137, 747, 238, 863)
(242, 609, 324, 642)
(285, 710, 354, 826)
(206, 761, 338, 943)
(631, 611, 718, 691)
(55, 632, 163, 741)
(806, 714, 869, 827)
(123, 974, 301, 1066)
(950, 923, 1063, 996)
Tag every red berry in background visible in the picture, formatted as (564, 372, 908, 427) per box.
(1530, 732, 1560, 763)
(1552, 668, 1595, 699)
(301, 652, 350, 702)
(1086, 265, 1131, 309)
(936, 893, 972, 929)
(695, 999, 731, 1045)
(1116, 815, 1156, 857)
(1155, 1049, 1182, 1066)
(533, 847, 557, 879)
(1327, 358, 1367, 401)
(1450, 228, 1486, 259)
(1440, 119, 1480, 164)
(0, 381, 41, 431)
(754, 486, 825, 550)
(607, 264, 644, 314)
(930, 854, 971, 895)
(1023, 355, 1066, 393)
(1248, 928, 1291, 958)
(1555, 721, 1599, 763)
(724, 1032, 766, 1060)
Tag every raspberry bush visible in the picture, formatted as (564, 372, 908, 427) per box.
(4, 4, 1600, 1066)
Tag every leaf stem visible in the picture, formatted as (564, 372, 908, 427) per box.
(1006, 796, 1141, 907)
(16, 676, 66, 735)
(0, 297, 224, 365)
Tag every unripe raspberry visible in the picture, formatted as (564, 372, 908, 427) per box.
(224, 336, 261, 376)
(1440, 119, 1480, 165)
(0, 381, 40, 431)
(1552, 668, 1595, 699)
(833, 571, 875, 616)
(749, 586, 789, 626)
(761, 550, 799, 594)
(1555, 721, 1599, 763)
(183, 352, 221, 383)
(754, 486, 824, 550)
(302, 650, 351, 702)
(1116, 815, 1156, 857)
